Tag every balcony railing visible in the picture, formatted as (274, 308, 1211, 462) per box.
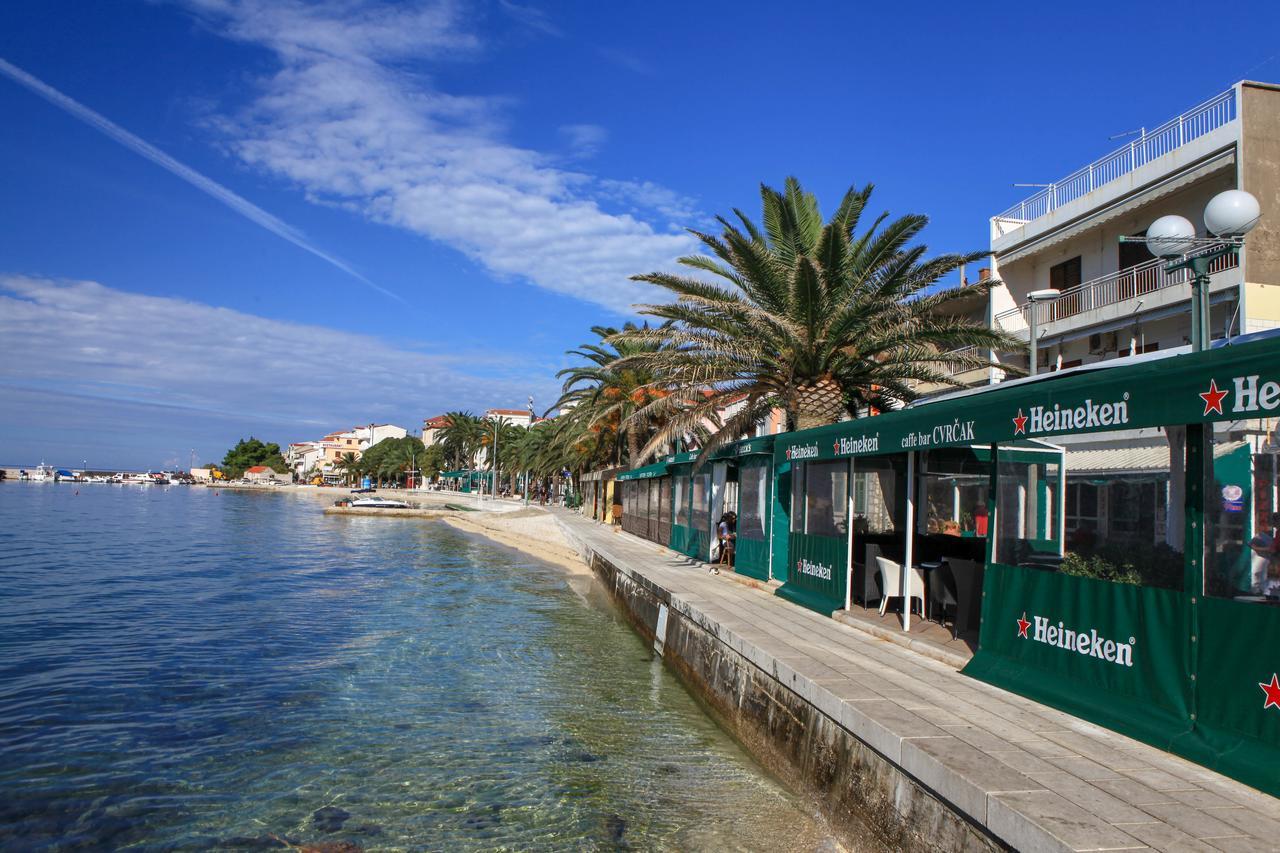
(993, 89, 1237, 233)
(995, 250, 1239, 333)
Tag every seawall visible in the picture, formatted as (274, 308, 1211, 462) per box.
(554, 518, 1002, 852)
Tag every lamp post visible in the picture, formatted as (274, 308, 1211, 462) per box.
(1026, 289, 1062, 376)
(1123, 190, 1261, 352)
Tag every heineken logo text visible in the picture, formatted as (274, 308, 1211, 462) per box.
(786, 444, 819, 460)
(1014, 395, 1129, 435)
(796, 558, 832, 581)
(1230, 375, 1280, 414)
(834, 434, 879, 455)
(1017, 612, 1133, 667)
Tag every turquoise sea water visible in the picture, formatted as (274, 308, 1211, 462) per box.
(0, 484, 840, 850)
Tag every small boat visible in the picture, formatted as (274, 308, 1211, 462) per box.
(349, 498, 411, 509)
(25, 463, 56, 482)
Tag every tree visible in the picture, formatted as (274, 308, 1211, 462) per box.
(552, 322, 675, 469)
(221, 437, 288, 479)
(614, 177, 1023, 460)
(437, 411, 484, 471)
(334, 452, 361, 486)
(358, 436, 427, 487)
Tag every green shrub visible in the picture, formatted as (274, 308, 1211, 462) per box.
(1060, 541, 1183, 590)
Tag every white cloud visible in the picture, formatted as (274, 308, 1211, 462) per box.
(0, 275, 560, 433)
(559, 123, 607, 159)
(181, 0, 699, 313)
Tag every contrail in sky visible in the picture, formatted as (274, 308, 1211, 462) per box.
(0, 57, 404, 304)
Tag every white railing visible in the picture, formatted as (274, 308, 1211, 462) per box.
(995, 250, 1239, 332)
(994, 88, 1237, 231)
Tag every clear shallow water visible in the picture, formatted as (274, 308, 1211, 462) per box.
(0, 484, 839, 851)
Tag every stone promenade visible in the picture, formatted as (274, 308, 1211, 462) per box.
(553, 510, 1280, 852)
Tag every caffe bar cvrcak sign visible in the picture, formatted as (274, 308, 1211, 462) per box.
(774, 336, 1280, 464)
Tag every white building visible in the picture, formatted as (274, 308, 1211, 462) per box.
(353, 423, 408, 449)
(988, 81, 1280, 375)
(972, 81, 1280, 551)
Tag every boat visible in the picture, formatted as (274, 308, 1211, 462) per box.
(349, 498, 411, 509)
(24, 463, 56, 482)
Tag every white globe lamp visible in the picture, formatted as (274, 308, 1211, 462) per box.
(1145, 215, 1197, 258)
(1204, 189, 1261, 238)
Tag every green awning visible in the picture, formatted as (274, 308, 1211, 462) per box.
(711, 434, 775, 460)
(440, 469, 473, 478)
(616, 461, 669, 481)
(774, 332, 1280, 464)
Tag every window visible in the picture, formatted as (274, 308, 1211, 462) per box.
(691, 472, 710, 531)
(1207, 444, 1279, 602)
(804, 460, 848, 538)
(851, 456, 900, 535)
(673, 475, 687, 525)
(995, 453, 1062, 567)
(1119, 231, 1155, 271)
(791, 462, 806, 533)
(1049, 256, 1082, 291)
(1065, 482, 1100, 538)
(739, 462, 768, 541)
(920, 449, 986, 536)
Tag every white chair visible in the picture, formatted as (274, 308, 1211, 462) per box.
(876, 556, 925, 618)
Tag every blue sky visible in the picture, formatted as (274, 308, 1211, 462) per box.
(2, 0, 1278, 470)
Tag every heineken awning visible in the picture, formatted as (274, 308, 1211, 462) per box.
(439, 469, 474, 478)
(710, 434, 776, 460)
(615, 461, 669, 482)
(775, 332, 1280, 465)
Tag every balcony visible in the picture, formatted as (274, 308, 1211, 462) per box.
(994, 250, 1239, 335)
(992, 89, 1237, 237)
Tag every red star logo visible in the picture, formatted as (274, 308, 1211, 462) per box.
(1261, 674, 1280, 710)
(1016, 612, 1031, 638)
(1200, 379, 1228, 416)
(796, 560, 802, 571)
(834, 441, 840, 454)
(1012, 409, 1028, 434)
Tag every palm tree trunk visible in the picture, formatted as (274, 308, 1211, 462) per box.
(794, 375, 847, 430)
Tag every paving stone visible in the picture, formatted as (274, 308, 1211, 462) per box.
(1164, 789, 1238, 810)
(1110, 821, 1221, 853)
(899, 736, 1042, 825)
(1026, 771, 1157, 825)
(1134, 803, 1251, 841)
(988, 789, 1147, 852)
(1200, 807, 1280, 839)
(1119, 766, 1203, 793)
(989, 746, 1061, 777)
(839, 699, 947, 764)
(1092, 777, 1179, 807)
(1044, 754, 1126, 782)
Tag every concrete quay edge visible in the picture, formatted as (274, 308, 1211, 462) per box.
(551, 512, 1280, 853)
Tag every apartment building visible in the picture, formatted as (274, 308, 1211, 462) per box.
(989, 81, 1280, 372)
(975, 81, 1280, 552)
(422, 415, 451, 447)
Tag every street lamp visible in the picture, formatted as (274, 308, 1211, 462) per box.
(1123, 190, 1261, 352)
(1026, 289, 1062, 376)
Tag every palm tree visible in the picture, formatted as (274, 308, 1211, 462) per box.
(334, 452, 361, 486)
(553, 322, 675, 468)
(613, 177, 1023, 459)
(438, 411, 484, 471)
